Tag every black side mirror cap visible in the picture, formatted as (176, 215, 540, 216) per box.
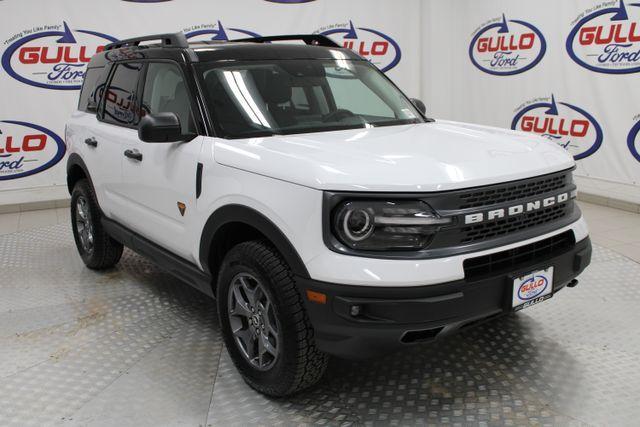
(138, 112, 191, 143)
(410, 98, 427, 115)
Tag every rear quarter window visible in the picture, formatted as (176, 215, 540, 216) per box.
(78, 66, 105, 113)
(102, 62, 143, 127)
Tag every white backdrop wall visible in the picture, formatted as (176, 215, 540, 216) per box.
(1, 0, 638, 201)
(421, 0, 640, 187)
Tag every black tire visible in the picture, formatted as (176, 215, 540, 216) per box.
(70, 179, 123, 269)
(217, 240, 328, 397)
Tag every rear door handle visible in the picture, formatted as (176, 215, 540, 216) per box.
(124, 149, 143, 161)
(84, 137, 98, 148)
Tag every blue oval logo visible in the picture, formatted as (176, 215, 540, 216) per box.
(184, 21, 260, 42)
(628, 119, 640, 162)
(518, 275, 549, 300)
(511, 95, 603, 160)
(469, 14, 546, 76)
(567, 0, 640, 74)
(0, 121, 65, 180)
(320, 21, 401, 72)
(1, 22, 117, 90)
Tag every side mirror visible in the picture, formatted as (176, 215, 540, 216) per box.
(410, 98, 427, 115)
(138, 113, 187, 143)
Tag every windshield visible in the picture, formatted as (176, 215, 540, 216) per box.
(197, 59, 424, 138)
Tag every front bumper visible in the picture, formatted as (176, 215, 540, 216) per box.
(296, 235, 591, 359)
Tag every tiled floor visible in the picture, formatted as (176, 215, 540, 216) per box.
(577, 202, 640, 263)
(1, 203, 640, 426)
(1, 201, 639, 261)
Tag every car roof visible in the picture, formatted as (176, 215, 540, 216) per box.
(191, 42, 361, 62)
(87, 33, 363, 68)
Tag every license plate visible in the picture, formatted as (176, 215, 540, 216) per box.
(512, 266, 554, 311)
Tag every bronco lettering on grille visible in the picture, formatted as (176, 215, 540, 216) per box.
(464, 192, 570, 225)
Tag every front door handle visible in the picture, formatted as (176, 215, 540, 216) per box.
(84, 137, 98, 148)
(124, 149, 143, 161)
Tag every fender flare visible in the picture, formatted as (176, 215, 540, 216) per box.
(66, 153, 94, 194)
(199, 204, 310, 280)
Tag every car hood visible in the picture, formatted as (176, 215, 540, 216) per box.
(213, 120, 575, 192)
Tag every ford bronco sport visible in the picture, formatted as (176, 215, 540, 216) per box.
(66, 33, 591, 396)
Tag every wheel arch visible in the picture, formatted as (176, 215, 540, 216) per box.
(200, 204, 310, 292)
(66, 153, 93, 195)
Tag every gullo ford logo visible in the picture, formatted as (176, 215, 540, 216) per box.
(567, 0, 640, 74)
(2, 22, 117, 90)
(469, 14, 546, 75)
(318, 21, 401, 72)
(184, 21, 260, 42)
(518, 275, 549, 300)
(511, 95, 603, 160)
(0, 121, 65, 180)
(628, 116, 640, 162)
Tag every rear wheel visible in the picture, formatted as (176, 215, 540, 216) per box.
(70, 179, 123, 269)
(217, 240, 328, 396)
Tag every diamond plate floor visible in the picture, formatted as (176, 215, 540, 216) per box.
(0, 223, 639, 426)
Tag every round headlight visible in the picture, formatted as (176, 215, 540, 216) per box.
(331, 200, 452, 251)
(343, 208, 374, 242)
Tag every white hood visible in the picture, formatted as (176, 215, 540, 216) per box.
(213, 120, 575, 192)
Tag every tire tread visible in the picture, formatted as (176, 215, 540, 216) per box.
(71, 179, 123, 270)
(218, 240, 328, 396)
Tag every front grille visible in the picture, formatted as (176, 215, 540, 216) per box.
(463, 230, 575, 280)
(456, 171, 569, 210)
(460, 204, 569, 244)
(423, 169, 577, 250)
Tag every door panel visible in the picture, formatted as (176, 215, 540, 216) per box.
(120, 137, 203, 260)
(94, 61, 144, 222)
(118, 61, 203, 261)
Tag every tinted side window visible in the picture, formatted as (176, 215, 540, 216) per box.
(103, 62, 143, 127)
(141, 62, 195, 133)
(78, 67, 104, 113)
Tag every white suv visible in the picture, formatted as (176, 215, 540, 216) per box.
(66, 33, 591, 396)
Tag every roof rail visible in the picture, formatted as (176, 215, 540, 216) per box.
(231, 34, 340, 48)
(104, 32, 188, 51)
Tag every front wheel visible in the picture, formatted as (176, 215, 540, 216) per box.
(217, 240, 328, 396)
(70, 179, 123, 269)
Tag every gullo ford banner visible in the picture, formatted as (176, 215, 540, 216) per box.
(0, 0, 639, 196)
(2, 22, 117, 90)
(316, 21, 401, 72)
(183, 21, 260, 42)
(566, 0, 640, 74)
(629, 114, 640, 162)
(512, 95, 603, 160)
(0, 121, 65, 181)
(469, 14, 546, 75)
(423, 0, 640, 187)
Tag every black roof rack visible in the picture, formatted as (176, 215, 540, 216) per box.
(104, 32, 188, 51)
(231, 34, 340, 48)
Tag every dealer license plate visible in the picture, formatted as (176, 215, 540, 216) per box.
(512, 267, 554, 311)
